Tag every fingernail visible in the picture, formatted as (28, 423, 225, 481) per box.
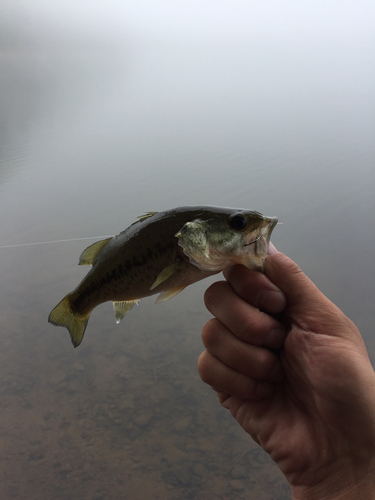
(220, 398, 231, 410)
(265, 328, 286, 349)
(258, 290, 286, 313)
(267, 242, 279, 255)
(215, 392, 231, 409)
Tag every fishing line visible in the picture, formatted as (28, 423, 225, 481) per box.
(1, 223, 283, 249)
(0, 236, 113, 249)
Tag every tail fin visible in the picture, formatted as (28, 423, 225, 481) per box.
(48, 294, 90, 348)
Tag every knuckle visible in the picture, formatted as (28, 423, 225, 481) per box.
(237, 314, 262, 342)
(201, 319, 221, 349)
(234, 275, 251, 297)
(234, 373, 260, 399)
(238, 310, 277, 346)
(203, 285, 215, 309)
(197, 351, 211, 383)
(254, 350, 272, 376)
(230, 370, 247, 394)
(204, 281, 222, 304)
(237, 271, 263, 295)
(204, 281, 230, 312)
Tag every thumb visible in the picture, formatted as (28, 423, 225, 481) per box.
(264, 253, 323, 310)
(264, 253, 353, 338)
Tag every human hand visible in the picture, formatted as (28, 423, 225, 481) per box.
(198, 246, 375, 499)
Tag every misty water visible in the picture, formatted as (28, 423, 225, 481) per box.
(1, 3, 375, 499)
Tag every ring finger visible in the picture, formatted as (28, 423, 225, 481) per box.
(201, 318, 284, 382)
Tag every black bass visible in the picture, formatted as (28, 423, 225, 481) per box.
(48, 206, 277, 347)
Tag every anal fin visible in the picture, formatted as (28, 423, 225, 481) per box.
(155, 286, 186, 304)
(113, 300, 140, 324)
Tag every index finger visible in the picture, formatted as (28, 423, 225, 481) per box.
(223, 265, 286, 314)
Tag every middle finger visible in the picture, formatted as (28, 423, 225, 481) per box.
(204, 281, 286, 349)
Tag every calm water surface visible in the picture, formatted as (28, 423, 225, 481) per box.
(0, 3, 375, 499)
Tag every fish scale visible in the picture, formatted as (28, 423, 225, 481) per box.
(48, 206, 277, 347)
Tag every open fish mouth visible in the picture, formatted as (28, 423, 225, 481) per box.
(241, 216, 278, 270)
(242, 216, 277, 247)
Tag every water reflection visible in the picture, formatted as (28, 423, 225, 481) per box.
(0, 270, 291, 499)
(1, 2, 375, 499)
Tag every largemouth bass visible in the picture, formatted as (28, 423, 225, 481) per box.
(48, 206, 277, 347)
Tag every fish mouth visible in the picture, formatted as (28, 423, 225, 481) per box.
(175, 213, 279, 273)
(265, 216, 278, 247)
(241, 216, 278, 271)
(243, 216, 278, 248)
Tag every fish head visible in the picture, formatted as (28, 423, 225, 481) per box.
(175, 210, 278, 272)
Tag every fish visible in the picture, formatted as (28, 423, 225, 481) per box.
(48, 206, 278, 348)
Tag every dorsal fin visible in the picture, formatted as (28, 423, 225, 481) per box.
(79, 237, 112, 265)
(130, 212, 158, 227)
(138, 212, 157, 222)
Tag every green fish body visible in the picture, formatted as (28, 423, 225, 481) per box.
(48, 206, 277, 347)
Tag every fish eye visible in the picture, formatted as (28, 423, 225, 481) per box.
(228, 213, 248, 231)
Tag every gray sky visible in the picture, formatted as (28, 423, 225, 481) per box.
(2, 1, 375, 44)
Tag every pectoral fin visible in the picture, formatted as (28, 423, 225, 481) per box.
(113, 300, 140, 323)
(79, 238, 112, 265)
(150, 263, 180, 290)
(155, 286, 186, 304)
